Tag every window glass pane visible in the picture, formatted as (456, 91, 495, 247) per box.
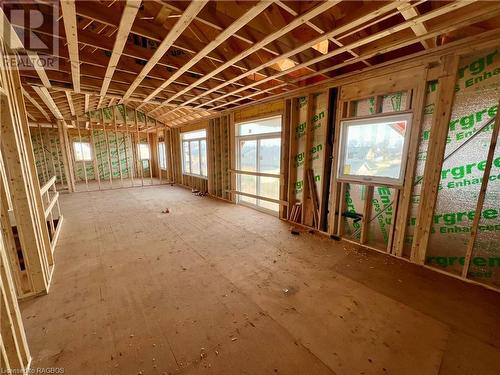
(190, 140, 200, 175)
(238, 116, 281, 136)
(259, 138, 281, 173)
(182, 129, 206, 140)
(158, 142, 166, 169)
(258, 200, 279, 212)
(239, 140, 257, 171)
(237, 174, 257, 205)
(73, 142, 92, 161)
(258, 176, 280, 200)
(182, 141, 190, 173)
(138, 144, 150, 160)
(340, 114, 410, 182)
(200, 139, 207, 177)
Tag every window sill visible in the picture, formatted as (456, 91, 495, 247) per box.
(182, 173, 208, 180)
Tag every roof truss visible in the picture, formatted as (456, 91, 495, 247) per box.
(3, 0, 497, 127)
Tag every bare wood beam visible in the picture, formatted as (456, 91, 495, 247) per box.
(65, 91, 75, 116)
(32, 86, 63, 120)
(61, 0, 81, 92)
(410, 54, 459, 263)
(143, 1, 273, 105)
(21, 88, 51, 121)
(275, 0, 372, 66)
(122, 0, 208, 101)
(195, 1, 478, 111)
(0, 8, 51, 87)
(84, 94, 89, 113)
(398, 4, 436, 49)
(148, 0, 337, 113)
(98, 0, 141, 108)
(169, 1, 406, 112)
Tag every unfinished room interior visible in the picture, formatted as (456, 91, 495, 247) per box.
(1, 0, 500, 374)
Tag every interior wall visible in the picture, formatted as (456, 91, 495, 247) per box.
(31, 127, 68, 187)
(174, 45, 499, 292)
(288, 92, 330, 229)
(30, 106, 173, 191)
(417, 47, 500, 288)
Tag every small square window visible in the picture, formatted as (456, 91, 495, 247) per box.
(138, 144, 150, 160)
(73, 141, 92, 161)
(338, 113, 412, 185)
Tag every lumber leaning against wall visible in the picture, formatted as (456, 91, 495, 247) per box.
(288, 91, 329, 230)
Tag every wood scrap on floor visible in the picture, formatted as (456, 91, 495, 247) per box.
(307, 168, 320, 228)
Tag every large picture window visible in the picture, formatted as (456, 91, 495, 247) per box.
(338, 112, 412, 185)
(236, 116, 282, 213)
(181, 129, 207, 178)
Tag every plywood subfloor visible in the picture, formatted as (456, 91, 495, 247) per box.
(21, 186, 500, 375)
(73, 177, 166, 192)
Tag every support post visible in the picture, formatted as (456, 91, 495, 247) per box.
(410, 55, 459, 264)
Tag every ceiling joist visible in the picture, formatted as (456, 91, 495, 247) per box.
(60, 0, 81, 93)
(1, 0, 496, 127)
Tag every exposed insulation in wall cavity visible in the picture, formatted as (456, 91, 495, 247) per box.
(71, 130, 135, 181)
(30, 127, 67, 186)
(291, 92, 328, 227)
(406, 47, 500, 287)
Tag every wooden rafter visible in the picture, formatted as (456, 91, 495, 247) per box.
(32, 86, 63, 120)
(60, 0, 80, 92)
(121, 0, 208, 102)
(2, 0, 497, 125)
(65, 91, 75, 117)
(142, 0, 273, 105)
(98, 0, 141, 108)
(168, 3, 500, 127)
(275, 0, 373, 67)
(0, 8, 51, 88)
(164, 1, 406, 113)
(398, 4, 436, 50)
(148, 0, 339, 113)
(21, 88, 51, 121)
(191, 0, 480, 111)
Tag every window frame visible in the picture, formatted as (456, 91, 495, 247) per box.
(73, 141, 93, 162)
(181, 129, 207, 179)
(235, 115, 282, 215)
(158, 142, 167, 170)
(137, 143, 151, 161)
(337, 112, 413, 186)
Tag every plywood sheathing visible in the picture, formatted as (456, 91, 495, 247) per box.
(20, 186, 500, 374)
